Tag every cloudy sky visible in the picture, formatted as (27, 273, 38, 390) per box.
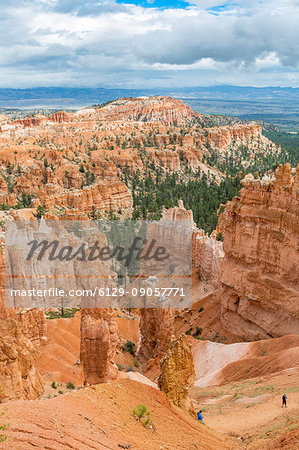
(0, 0, 298, 88)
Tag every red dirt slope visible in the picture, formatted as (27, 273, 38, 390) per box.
(175, 292, 241, 344)
(192, 334, 299, 387)
(3, 379, 236, 450)
(35, 313, 84, 386)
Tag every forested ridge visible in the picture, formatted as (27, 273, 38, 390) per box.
(120, 135, 294, 233)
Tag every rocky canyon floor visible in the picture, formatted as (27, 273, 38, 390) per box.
(3, 313, 297, 450)
(3, 340, 299, 450)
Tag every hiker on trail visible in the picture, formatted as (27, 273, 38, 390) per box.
(282, 393, 287, 408)
(197, 410, 204, 422)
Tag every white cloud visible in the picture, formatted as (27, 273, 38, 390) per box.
(0, 0, 298, 87)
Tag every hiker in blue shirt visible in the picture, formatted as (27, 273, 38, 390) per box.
(197, 410, 204, 422)
(282, 393, 287, 408)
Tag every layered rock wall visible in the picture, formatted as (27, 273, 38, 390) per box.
(207, 124, 262, 150)
(98, 96, 196, 126)
(163, 200, 224, 287)
(218, 164, 299, 340)
(192, 230, 224, 287)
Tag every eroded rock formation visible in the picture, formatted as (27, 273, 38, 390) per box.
(163, 200, 224, 288)
(80, 309, 119, 384)
(218, 164, 299, 340)
(97, 96, 196, 126)
(139, 201, 225, 363)
(158, 334, 195, 414)
(0, 232, 45, 401)
(207, 123, 262, 150)
(0, 318, 44, 401)
(0, 97, 287, 391)
(139, 308, 175, 361)
(0, 96, 278, 219)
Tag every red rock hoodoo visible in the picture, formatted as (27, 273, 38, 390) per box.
(80, 309, 119, 384)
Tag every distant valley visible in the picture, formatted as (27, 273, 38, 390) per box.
(0, 85, 299, 131)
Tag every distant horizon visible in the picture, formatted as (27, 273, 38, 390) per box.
(0, 85, 299, 90)
(1, 85, 298, 132)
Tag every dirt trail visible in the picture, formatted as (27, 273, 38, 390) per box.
(191, 370, 299, 449)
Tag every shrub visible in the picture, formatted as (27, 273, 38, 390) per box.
(66, 382, 75, 390)
(198, 307, 204, 313)
(168, 263, 175, 275)
(144, 411, 150, 426)
(216, 232, 224, 242)
(134, 359, 139, 368)
(0, 407, 9, 442)
(36, 204, 47, 219)
(0, 387, 9, 442)
(132, 404, 151, 426)
(122, 340, 135, 356)
(116, 363, 123, 371)
(17, 193, 32, 209)
(58, 390, 63, 395)
(133, 404, 146, 419)
(51, 381, 57, 389)
(193, 326, 202, 337)
(45, 308, 79, 320)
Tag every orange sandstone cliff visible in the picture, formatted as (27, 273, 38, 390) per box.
(218, 164, 299, 340)
(0, 318, 44, 401)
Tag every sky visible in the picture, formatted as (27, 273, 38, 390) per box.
(0, 0, 298, 88)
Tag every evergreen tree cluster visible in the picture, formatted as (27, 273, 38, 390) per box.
(120, 130, 295, 234)
(124, 168, 241, 234)
(263, 130, 299, 167)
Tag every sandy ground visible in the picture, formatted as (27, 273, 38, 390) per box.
(193, 340, 250, 387)
(35, 312, 84, 387)
(3, 379, 236, 450)
(118, 371, 158, 389)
